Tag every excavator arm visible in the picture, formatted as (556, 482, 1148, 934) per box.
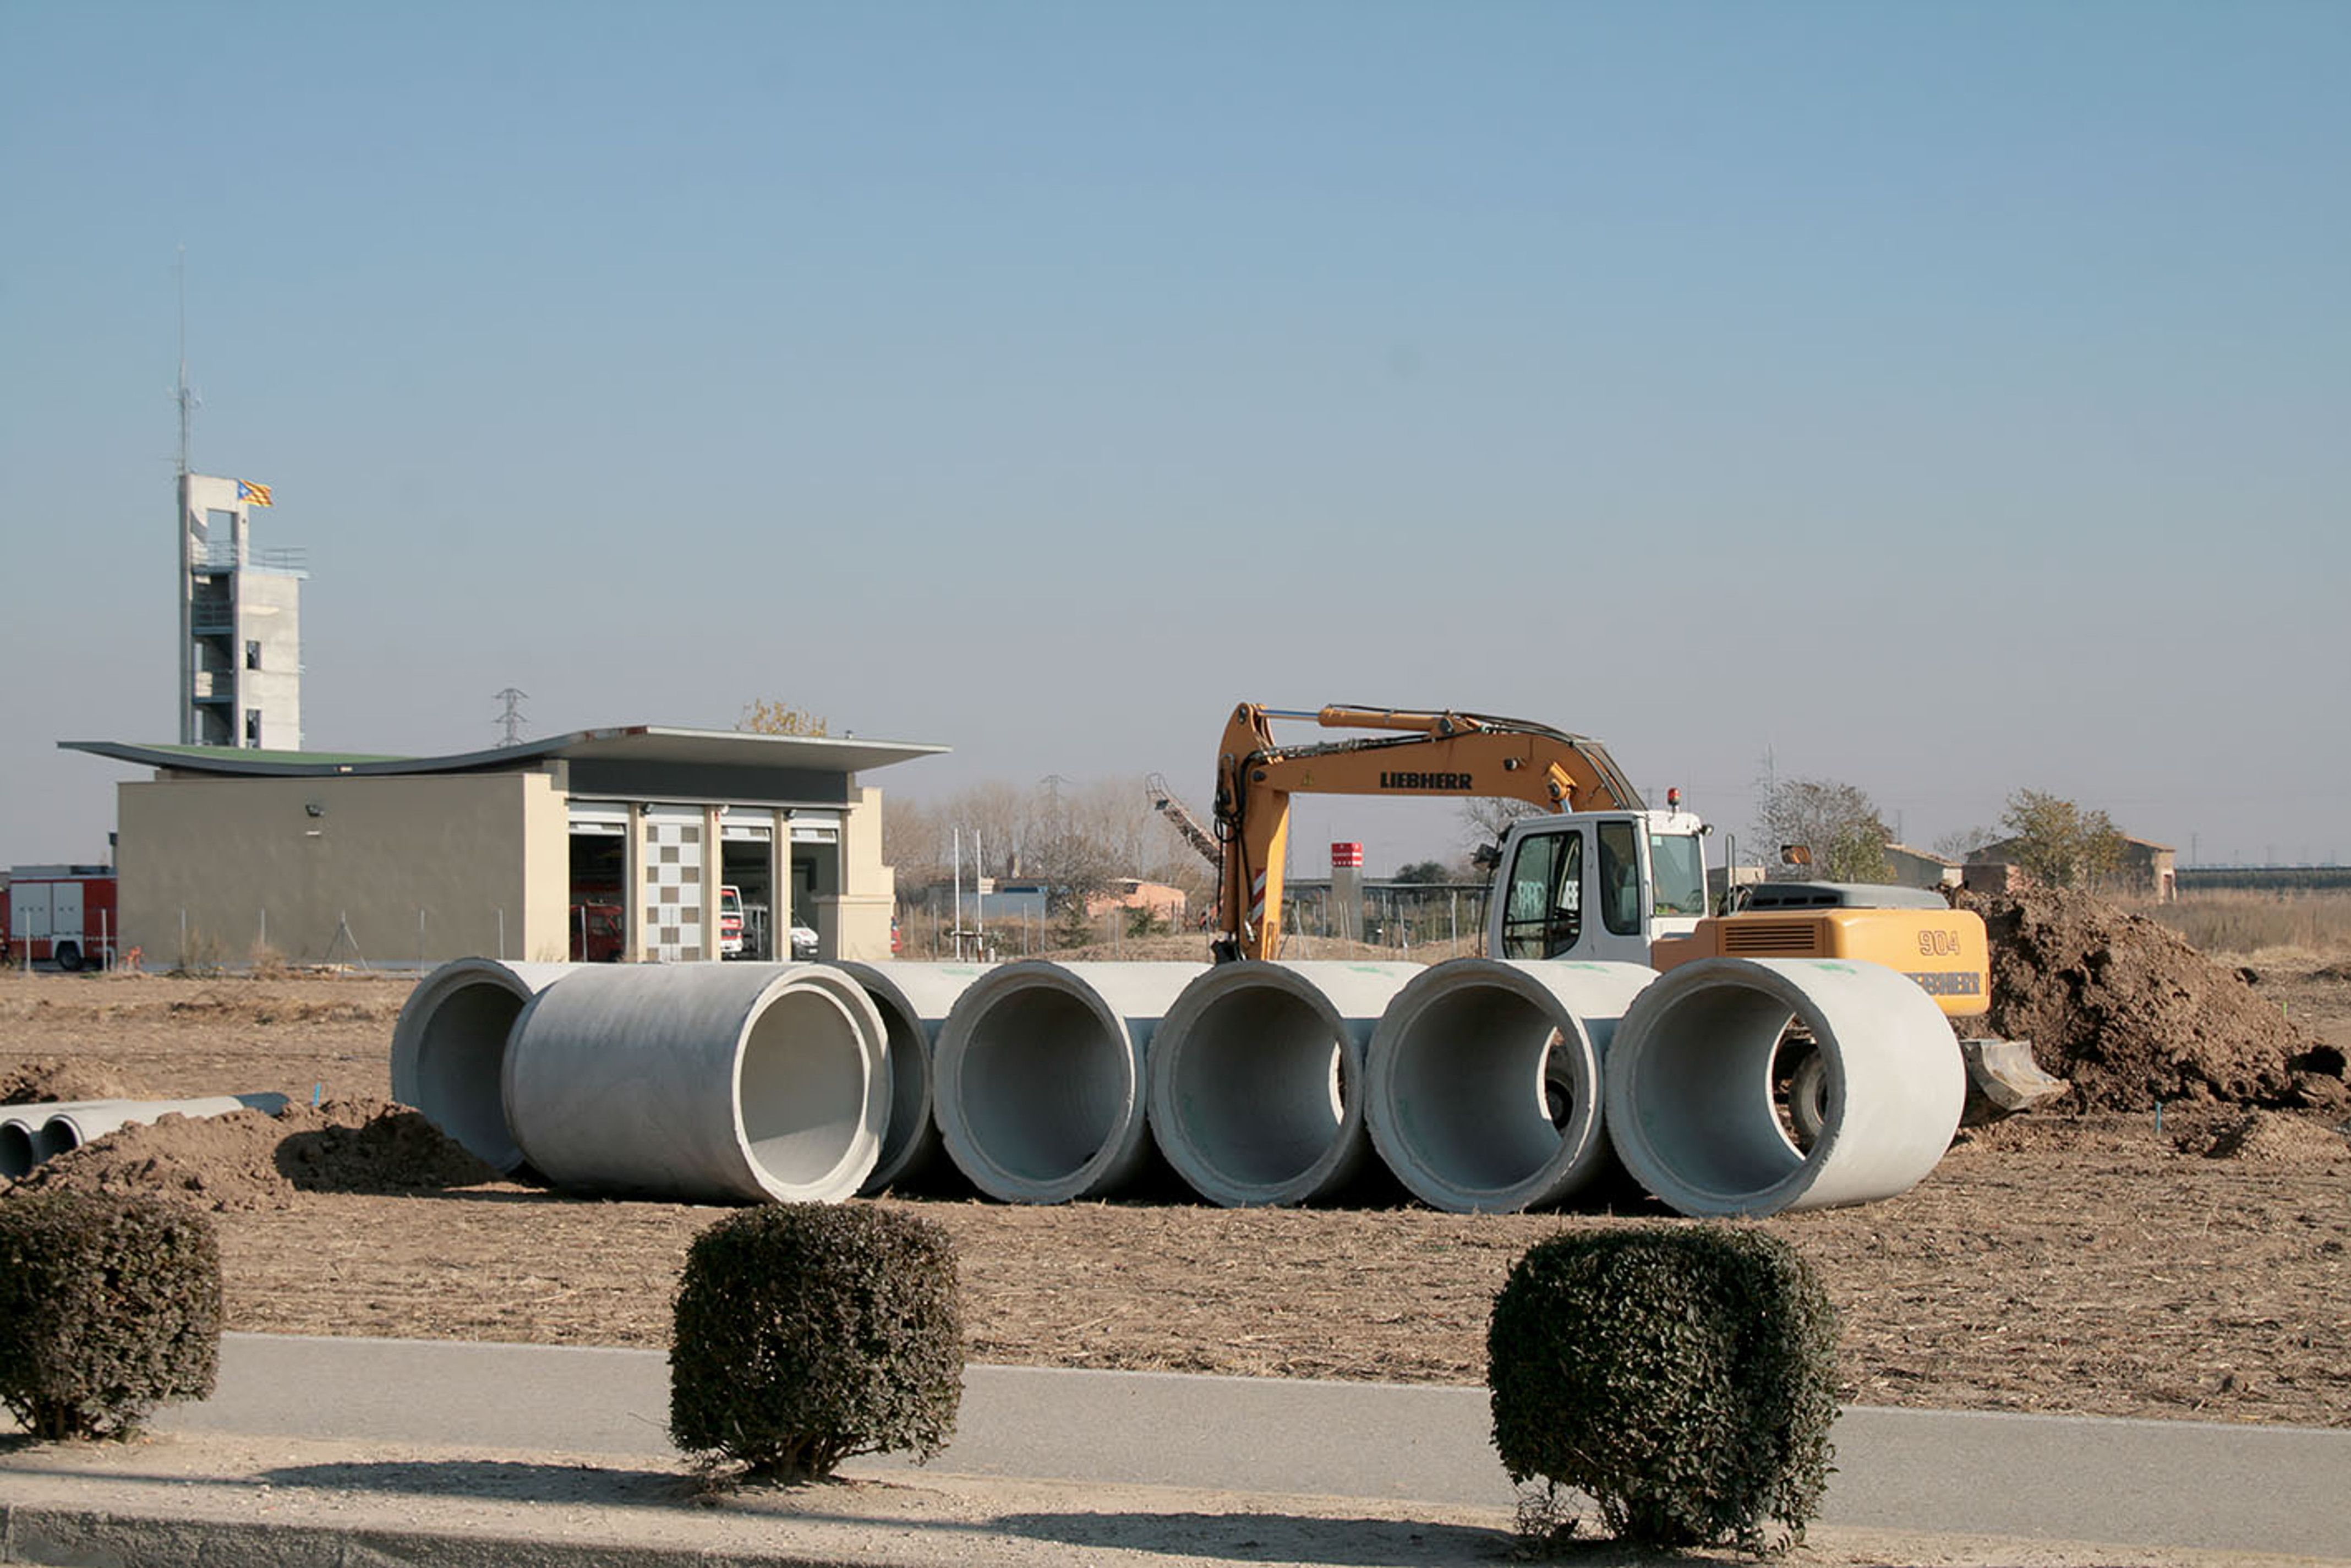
(1211, 703, 1645, 961)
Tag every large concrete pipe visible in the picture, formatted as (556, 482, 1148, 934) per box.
(32, 1094, 293, 1164)
(836, 961, 992, 1195)
(502, 962, 887, 1204)
(1365, 959, 1658, 1214)
(932, 961, 1205, 1204)
(1147, 961, 1421, 1207)
(1604, 957, 1966, 1217)
(390, 959, 575, 1175)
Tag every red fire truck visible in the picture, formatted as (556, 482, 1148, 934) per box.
(2, 865, 120, 971)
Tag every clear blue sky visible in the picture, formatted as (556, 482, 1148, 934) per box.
(4, 1, 2345, 872)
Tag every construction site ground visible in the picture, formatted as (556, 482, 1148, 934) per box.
(2, 931, 2345, 1433)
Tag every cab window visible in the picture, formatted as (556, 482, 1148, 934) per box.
(1500, 829, 1583, 958)
(1648, 831, 1709, 916)
(1597, 819, 1642, 936)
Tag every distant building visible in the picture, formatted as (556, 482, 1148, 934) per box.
(1963, 833, 2175, 901)
(1883, 843, 1961, 890)
(178, 473, 303, 750)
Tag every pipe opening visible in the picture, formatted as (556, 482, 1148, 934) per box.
(739, 988, 871, 1187)
(409, 981, 529, 1168)
(955, 988, 1125, 1184)
(1387, 987, 1574, 1190)
(1166, 987, 1345, 1188)
(1616, 985, 1807, 1197)
(33, 1118, 84, 1163)
(0, 1121, 34, 1179)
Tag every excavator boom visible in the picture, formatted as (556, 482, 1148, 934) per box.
(1213, 703, 1644, 960)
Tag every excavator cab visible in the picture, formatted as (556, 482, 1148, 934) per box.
(1490, 811, 1710, 965)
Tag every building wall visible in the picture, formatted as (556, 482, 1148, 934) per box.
(827, 785, 896, 960)
(117, 771, 569, 965)
(239, 570, 304, 750)
(1884, 845, 1960, 889)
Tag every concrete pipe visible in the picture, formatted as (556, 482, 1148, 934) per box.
(2, 1107, 56, 1178)
(390, 959, 576, 1175)
(837, 961, 993, 1195)
(1604, 957, 1966, 1217)
(933, 961, 1205, 1204)
(4, 1099, 119, 1176)
(1365, 959, 1658, 1214)
(33, 1094, 293, 1163)
(1147, 961, 1421, 1207)
(502, 962, 887, 1204)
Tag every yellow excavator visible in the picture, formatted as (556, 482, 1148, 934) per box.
(1209, 702, 2065, 1124)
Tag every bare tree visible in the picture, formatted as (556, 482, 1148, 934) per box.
(1933, 824, 1999, 862)
(737, 699, 829, 736)
(1753, 774, 1891, 883)
(1459, 797, 1545, 857)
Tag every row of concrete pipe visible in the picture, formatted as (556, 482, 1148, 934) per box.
(1, 1094, 291, 1179)
(391, 953, 1966, 1218)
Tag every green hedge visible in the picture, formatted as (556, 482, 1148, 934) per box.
(0, 1192, 222, 1440)
(670, 1203, 963, 1480)
(1487, 1225, 1839, 1551)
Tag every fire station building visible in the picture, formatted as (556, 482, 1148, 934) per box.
(63, 726, 943, 969)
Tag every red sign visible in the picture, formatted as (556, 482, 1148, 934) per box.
(1331, 842, 1364, 868)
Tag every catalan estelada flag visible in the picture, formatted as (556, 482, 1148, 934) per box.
(237, 480, 274, 507)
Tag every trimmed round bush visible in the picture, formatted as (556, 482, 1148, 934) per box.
(670, 1202, 963, 1480)
(1487, 1224, 1839, 1551)
(0, 1192, 222, 1440)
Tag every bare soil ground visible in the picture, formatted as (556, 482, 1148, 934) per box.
(3, 900, 2347, 1433)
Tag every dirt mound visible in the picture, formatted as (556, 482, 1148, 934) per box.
(0, 1056, 154, 1105)
(1963, 887, 2348, 1112)
(6, 1098, 500, 1211)
(2193, 1110, 2351, 1163)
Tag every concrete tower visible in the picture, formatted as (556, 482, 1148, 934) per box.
(177, 473, 304, 749)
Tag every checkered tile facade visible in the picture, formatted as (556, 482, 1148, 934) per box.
(641, 815, 704, 961)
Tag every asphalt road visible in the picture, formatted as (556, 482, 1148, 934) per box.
(157, 1332, 2351, 1561)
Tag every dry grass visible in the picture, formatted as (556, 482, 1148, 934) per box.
(2127, 890, 2351, 964)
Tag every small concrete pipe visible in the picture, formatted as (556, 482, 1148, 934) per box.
(3, 1100, 123, 1176)
(837, 961, 993, 1194)
(932, 961, 1205, 1204)
(1604, 957, 1966, 1217)
(1147, 961, 1421, 1207)
(502, 961, 887, 1204)
(1365, 958, 1658, 1214)
(391, 959, 576, 1174)
(2, 1107, 57, 1178)
(34, 1094, 293, 1163)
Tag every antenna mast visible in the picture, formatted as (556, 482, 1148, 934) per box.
(174, 247, 200, 477)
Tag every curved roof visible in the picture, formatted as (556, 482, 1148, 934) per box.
(62, 725, 946, 780)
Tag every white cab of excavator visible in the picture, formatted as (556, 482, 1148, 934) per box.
(1486, 810, 1712, 966)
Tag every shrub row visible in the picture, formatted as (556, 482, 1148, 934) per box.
(3, 1189, 1835, 1555)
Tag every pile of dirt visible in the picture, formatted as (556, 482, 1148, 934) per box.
(1963, 887, 2350, 1112)
(0, 1056, 155, 1105)
(4, 1097, 500, 1211)
(2193, 1110, 2351, 1163)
